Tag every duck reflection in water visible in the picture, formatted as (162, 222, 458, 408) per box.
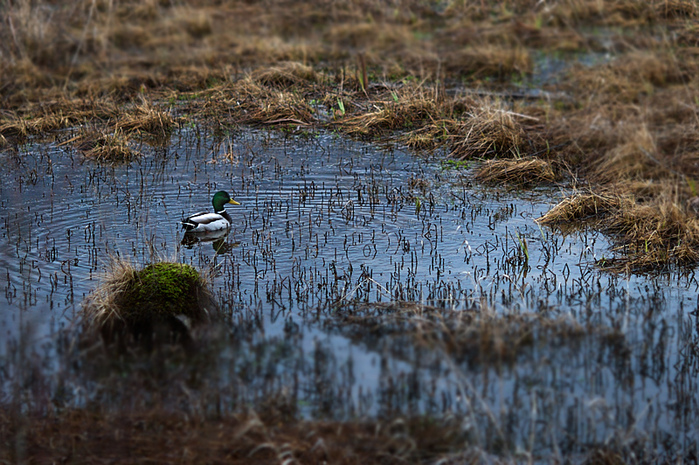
(181, 230, 240, 254)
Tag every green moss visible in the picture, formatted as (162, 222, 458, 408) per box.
(118, 262, 207, 322)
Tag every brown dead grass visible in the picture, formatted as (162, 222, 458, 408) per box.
(337, 93, 443, 136)
(73, 128, 139, 163)
(0, 408, 467, 465)
(538, 189, 699, 271)
(475, 158, 559, 187)
(537, 192, 631, 227)
(443, 45, 532, 80)
(449, 102, 530, 159)
(251, 61, 321, 87)
(117, 99, 176, 137)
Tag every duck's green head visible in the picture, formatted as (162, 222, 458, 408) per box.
(212, 191, 240, 212)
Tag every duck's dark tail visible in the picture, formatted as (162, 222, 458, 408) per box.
(180, 219, 197, 231)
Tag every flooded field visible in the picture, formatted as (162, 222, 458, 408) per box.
(2, 128, 698, 461)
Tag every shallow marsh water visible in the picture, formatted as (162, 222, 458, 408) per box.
(1, 128, 698, 458)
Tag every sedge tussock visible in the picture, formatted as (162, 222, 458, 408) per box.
(117, 99, 176, 138)
(170, 6, 213, 39)
(225, 77, 315, 125)
(82, 256, 215, 348)
(655, 0, 698, 18)
(565, 51, 687, 104)
(475, 158, 559, 187)
(74, 128, 139, 163)
(82, 257, 139, 338)
(605, 200, 699, 267)
(450, 103, 526, 160)
(540, 190, 699, 271)
(443, 44, 532, 80)
(592, 125, 665, 183)
(537, 192, 631, 227)
(252, 62, 321, 87)
(0, 98, 121, 141)
(0, 118, 29, 140)
(323, 22, 419, 62)
(337, 92, 442, 136)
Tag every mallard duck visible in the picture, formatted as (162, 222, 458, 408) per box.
(181, 191, 240, 233)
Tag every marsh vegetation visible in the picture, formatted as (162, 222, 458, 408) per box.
(2, 0, 699, 463)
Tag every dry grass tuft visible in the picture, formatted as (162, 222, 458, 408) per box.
(539, 189, 699, 271)
(0, 117, 29, 141)
(252, 61, 321, 87)
(592, 126, 662, 182)
(74, 128, 139, 163)
(223, 77, 316, 126)
(475, 158, 559, 187)
(443, 44, 532, 80)
(654, 0, 698, 19)
(537, 192, 631, 227)
(450, 103, 527, 160)
(337, 90, 444, 136)
(0, 97, 121, 142)
(82, 256, 140, 341)
(564, 51, 688, 105)
(117, 99, 176, 142)
(601, 198, 699, 271)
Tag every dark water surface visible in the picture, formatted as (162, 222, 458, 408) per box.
(1, 129, 698, 457)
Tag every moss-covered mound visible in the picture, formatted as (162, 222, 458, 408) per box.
(118, 263, 208, 322)
(83, 260, 215, 348)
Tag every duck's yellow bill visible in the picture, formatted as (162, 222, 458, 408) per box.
(229, 199, 241, 205)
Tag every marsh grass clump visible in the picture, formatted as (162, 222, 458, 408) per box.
(74, 128, 139, 163)
(117, 100, 176, 140)
(0, 100, 111, 143)
(475, 158, 559, 187)
(591, 126, 669, 183)
(252, 61, 321, 87)
(330, 301, 607, 366)
(443, 44, 532, 80)
(449, 103, 527, 160)
(224, 77, 316, 126)
(0, 117, 30, 142)
(539, 190, 699, 271)
(537, 192, 630, 227)
(83, 258, 215, 348)
(335, 91, 442, 136)
(601, 199, 699, 271)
